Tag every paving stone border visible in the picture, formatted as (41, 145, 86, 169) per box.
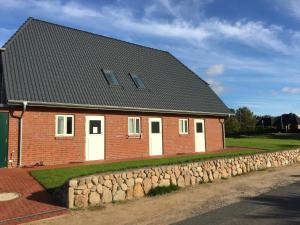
(65, 149, 300, 208)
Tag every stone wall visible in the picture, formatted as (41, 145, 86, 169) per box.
(67, 149, 300, 208)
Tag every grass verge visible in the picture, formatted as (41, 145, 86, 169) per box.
(31, 134, 300, 192)
(30, 150, 258, 192)
(226, 135, 300, 151)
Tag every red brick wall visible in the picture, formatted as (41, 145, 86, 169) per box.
(163, 116, 195, 155)
(205, 117, 225, 151)
(4, 108, 225, 167)
(105, 114, 149, 160)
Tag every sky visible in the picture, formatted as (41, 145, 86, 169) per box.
(0, 0, 299, 116)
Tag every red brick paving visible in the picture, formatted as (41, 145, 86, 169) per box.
(0, 169, 67, 225)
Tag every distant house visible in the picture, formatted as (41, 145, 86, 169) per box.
(256, 116, 275, 128)
(0, 18, 230, 168)
(273, 113, 300, 132)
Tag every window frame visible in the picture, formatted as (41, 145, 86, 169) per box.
(130, 73, 145, 89)
(179, 119, 189, 135)
(102, 69, 120, 86)
(55, 115, 74, 137)
(128, 117, 141, 136)
(196, 122, 203, 133)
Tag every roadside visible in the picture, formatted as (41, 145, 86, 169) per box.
(174, 181, 300, 225)
(28, 163, 300, 225)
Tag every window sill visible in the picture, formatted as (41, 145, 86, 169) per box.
(179, 133, 189, 136)
(55, 136, 74, 140)
(127, 134, 142, 139)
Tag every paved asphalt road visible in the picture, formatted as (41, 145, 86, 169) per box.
(173, 179, 300, 225)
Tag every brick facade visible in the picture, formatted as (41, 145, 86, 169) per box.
(3, 107, 225, 168)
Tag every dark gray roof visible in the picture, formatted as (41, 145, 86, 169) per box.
(1, 18, 230, 115)
(274, 113, 300, 126)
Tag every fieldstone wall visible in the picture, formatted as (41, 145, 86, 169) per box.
(67, 149, 300, 208)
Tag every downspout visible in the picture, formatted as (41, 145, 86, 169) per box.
(218, 118, 225, 149)
(220, 114, 230, 149)
(223, 119, 226, 149)
(18, 101, 27, 167)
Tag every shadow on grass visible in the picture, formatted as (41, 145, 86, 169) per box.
(267, 145, 300, 151)
(228, 134, 300, 141)
(270, 135, 300, 140)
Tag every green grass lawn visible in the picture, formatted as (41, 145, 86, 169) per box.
(31, 134, 300, 192)
(30, 149, 257, 191)
(226, 135, 300, 151)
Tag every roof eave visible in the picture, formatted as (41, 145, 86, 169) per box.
(7, 100, 232, 117)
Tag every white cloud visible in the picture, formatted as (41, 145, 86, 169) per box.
(205, 64, 224, 76)
(144, 0, 213, 20)
(276, 0, 300, 20)
(0, 0, 101, 18)
(202, 19, 288, 53)
(281, 87, 300, 94)
(0, 27, 14, 34)
(206, 79, 225, 94)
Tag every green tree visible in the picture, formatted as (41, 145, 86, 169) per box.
(236, 107, 257, 134)
(225, 115, 240, 136)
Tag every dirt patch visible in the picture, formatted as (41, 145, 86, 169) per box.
(28, 163, 300, 225)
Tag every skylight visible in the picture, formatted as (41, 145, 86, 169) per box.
(130, 73, 145, 89)
(102, 69, 119, 86)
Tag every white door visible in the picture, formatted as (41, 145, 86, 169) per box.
(85, 116, 105, 160)
(195, 119, 206, 152)
(149, 118, 163, 156)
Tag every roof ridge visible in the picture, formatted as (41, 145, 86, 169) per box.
(29, 17, 169, 54)
(2, 17, 33, 48)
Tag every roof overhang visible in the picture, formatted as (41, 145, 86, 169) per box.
(0, 104, 11, 108)
(0, 48, 5, 52)
(8, 100, 233, 117)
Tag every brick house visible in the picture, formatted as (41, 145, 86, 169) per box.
(0, 18, 230, 168)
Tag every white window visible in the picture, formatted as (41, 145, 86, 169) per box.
(55, 115, 74, 136)
(179, 119, 188, 134)
(128, 117, 141, 135)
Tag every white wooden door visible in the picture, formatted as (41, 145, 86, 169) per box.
(85, 116, 105, 160)
(195, 119, 206, 152)
(149, 118, 163, 156)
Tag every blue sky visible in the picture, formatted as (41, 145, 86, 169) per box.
(0, 0, 299, 116)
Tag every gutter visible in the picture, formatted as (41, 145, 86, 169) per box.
(17, 101, 27, 167)
(0, 104, 10, 108)
(8, 100, 234, 117)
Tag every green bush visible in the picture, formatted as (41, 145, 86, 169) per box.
(147, 185, 180, 196)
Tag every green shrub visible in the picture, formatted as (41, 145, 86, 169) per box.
(147, 185, 180, 196)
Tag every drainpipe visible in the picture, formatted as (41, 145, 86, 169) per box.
(18, 101, 27, 167)
(219, 117, 226, 150)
